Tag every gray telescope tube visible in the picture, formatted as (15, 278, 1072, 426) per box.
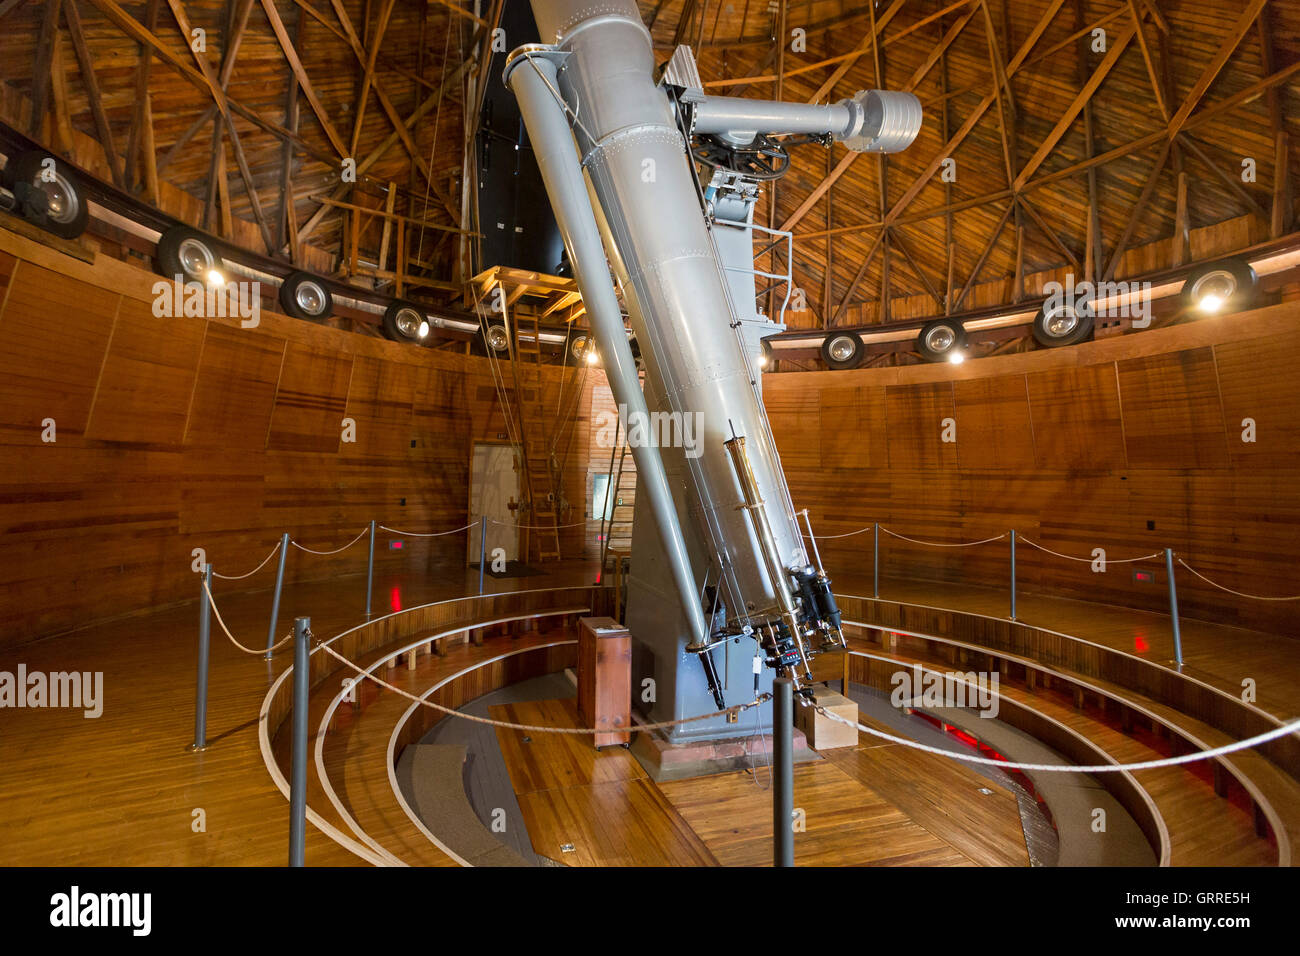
(506, 50, 709, 649)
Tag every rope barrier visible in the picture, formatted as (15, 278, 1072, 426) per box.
(1177, 559, 1300, 602)
(1018, 536, 1162, 565)
(881, 527, 1008, 548)
(489, 516, 590, 530)
(202, 578, 293, 655)
(814, 705, 1300, 774)
(316, 641, 767, 735)
(800, 526, 874, 540)
(289, 527, 370, 556)
(211, 540, 283, 581)
(379, 521, 478, 538)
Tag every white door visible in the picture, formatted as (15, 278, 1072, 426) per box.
(468, 443, 521, 566)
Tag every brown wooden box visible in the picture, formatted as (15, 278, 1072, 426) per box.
(577, 616, 632, 749)
(795, 685, 859, 751)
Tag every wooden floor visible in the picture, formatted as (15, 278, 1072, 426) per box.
(2, 558, 1297, 866)
(0, 560, 599, 866)
(843, 573, 1300, 723)
(491, 698, 1029, 867)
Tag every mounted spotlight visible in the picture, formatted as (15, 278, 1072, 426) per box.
(1, 150, 89, 239)
(916, 318, 967, 363)
(820, 331, 866, 370)
(278, 271, 333, 321)
(485, 324, 510, 352)
(382, 300, 430, 342)
(567, 332, 591, 365)
(1181, 258, 1259, 315)
(1033, 300, 1094, 348)
(156, 225, 224, 283)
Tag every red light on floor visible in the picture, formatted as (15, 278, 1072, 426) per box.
(389, 587, 402, 613)
(1134, 630, 1150, 654)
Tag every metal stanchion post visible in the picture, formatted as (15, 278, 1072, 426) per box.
(188, 564, 212, 752)
(289, 616, 310, 867)
(1165, 548, 1183, 668)
(773, 677, 794, 867)
(266, 532, 290, 659)
(478, 514, 487, 595)
(873, 522, 880, 599)
(1009, 529, 1017, 621)
(365, 520, 376, 618)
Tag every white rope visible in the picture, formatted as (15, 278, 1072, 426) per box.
(379, 521, 478, 538)
(881, 527, 1008, 548)
(490, 517, 590, 530)
(316, 641, 765, 735)
(1178, 559, 1300, 602)
(800, 526, 874, 541)
(1019, 536, 1161, 565)
(202, 578, 293, 655)
(290, 527, 370, 556)
(211, 540, 282, 581)
(815, 706, 1300, 774)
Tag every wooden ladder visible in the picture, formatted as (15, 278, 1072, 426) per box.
(510, 306, 563, 562)
(597, 418, 637, 579)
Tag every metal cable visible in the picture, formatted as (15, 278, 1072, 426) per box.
(1178, 559, 1300, 602)
(211, 540, 283, 580)
(289, 527, 370, 556)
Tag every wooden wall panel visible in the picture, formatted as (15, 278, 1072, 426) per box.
(952, 374, 1036, 471)
(0, 228, 606, 646)
(267, 343, 352, 453)
(184, 324, 285, 450)
(819, 385, 887, 470)
(85, 297, 205, 445)
(885, 382, 956, 469)
(1026, 364, 1127, 471)
(0, 261, 118, 439)
(1117, 349, 1227, 469)
(763, 301, 1300, 637)
(1214, 332, 1300, 469)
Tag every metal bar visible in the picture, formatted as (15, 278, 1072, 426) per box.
(773, 676, 794, 867)
(364, 519, 376, 617)
(478, 514, 487, 595)
(188, 563, 212, 752)
(873, 522, 880, 598)
(288, 615, 310, 866)
(266, 532, 290, 659)
(1165, 548, 1183, 667)
(1009, 529, 1017, 621)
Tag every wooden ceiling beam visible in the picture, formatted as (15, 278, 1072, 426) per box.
(952, 202, 1014, 312)
(28, 0, 60, 139)
(778, 3, 977, 233)
(258, 0, 348, 157)
(60, 0, 123, 185)
(804, 0, 906, 105)
(346, 0, 397, 160)
(1013, 22, 1135, 192)
(1127, 0, 1169, 121)
(122, 0, 160, 194)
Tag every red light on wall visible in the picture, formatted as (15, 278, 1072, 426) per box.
(389, 540, 404, 550)
(1134, 630, 1150, 654)
(389, 587, 402, 613)
(1134, 569, 1154, 583)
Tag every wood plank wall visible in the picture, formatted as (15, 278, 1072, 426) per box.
(0, 227, 597, 647)
(765, 300, 1300, 637)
